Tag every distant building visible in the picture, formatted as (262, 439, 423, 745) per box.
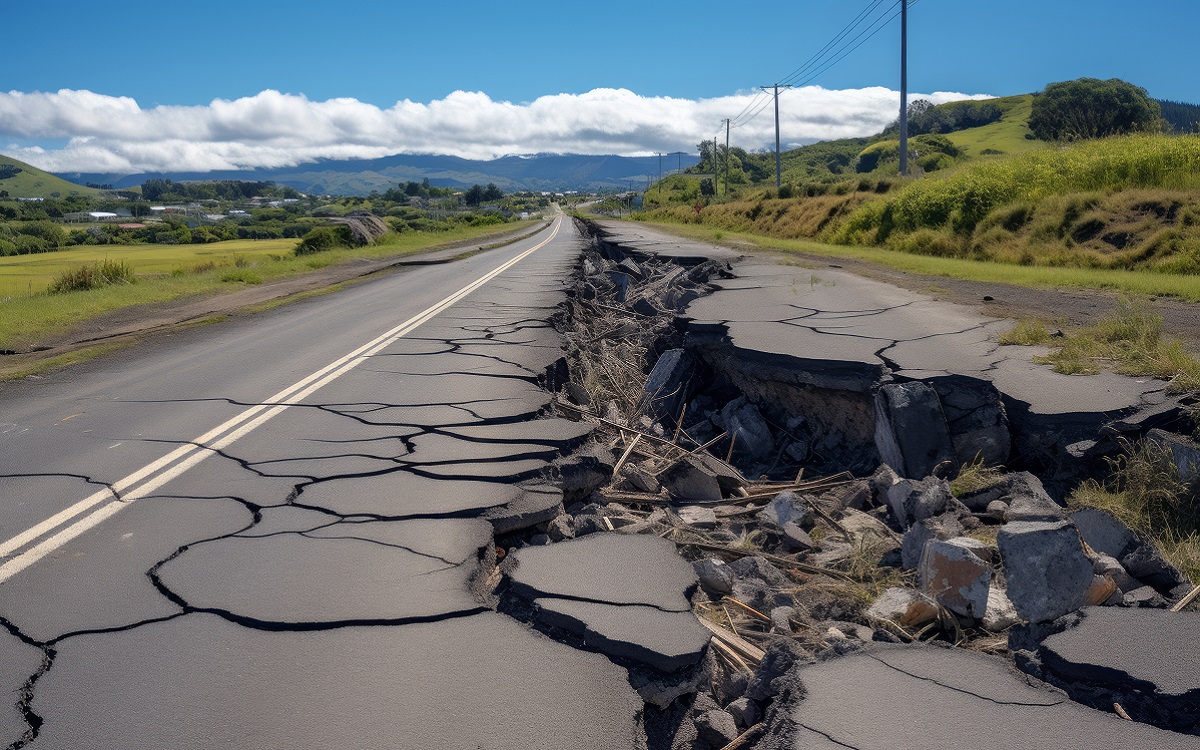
(64, 211, 122, 222)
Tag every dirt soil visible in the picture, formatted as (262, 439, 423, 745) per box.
(1, 223, 548, 375)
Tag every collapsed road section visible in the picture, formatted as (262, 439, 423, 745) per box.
(3, 215, 1200, 749)
(516, 218, 1200, 748)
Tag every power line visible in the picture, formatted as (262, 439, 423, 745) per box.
(729, 0, 916, 130)
(787, 0, 913, 90)
(778, 0, 890, 87)
(705, 0, 918, 182)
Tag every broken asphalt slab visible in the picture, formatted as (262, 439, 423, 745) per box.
(4, 223, 670, 747)
(534, 599, 710, 673)
(760, 643, 1197, 749)
(595, 222, 1184, 483)
(507, 533, 697, 612)
(506, 533, 709, 673)
(1031, 606, 1200, 734)
(30, 612, 648, 750)
(154, 521, 491, 627)
(0, 495, 254, 643)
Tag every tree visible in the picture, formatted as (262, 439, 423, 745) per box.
(481, 183, 503, 202)
(464, 184, 484, 206)
(696, 141, 717, 173)
(699, 178, 716, 198)
(1029, 78, 1162, 141)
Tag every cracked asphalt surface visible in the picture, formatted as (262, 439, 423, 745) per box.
(0, 217, 650, 749)
(6, 215, 1193, 749)
(773, 644, 1196, 749)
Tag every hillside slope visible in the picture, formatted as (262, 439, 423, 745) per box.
(0, 155, 103, 199)
(54, 153, 701, 195)
(943, 94, 1045, 156)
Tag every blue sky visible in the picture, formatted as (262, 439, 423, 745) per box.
(4, 0, 1196, 172)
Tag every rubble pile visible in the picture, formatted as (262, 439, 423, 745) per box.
(491, 221, 1200, 748)
(326, 213, 390, 245)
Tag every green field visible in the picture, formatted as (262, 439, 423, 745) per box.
(0, 238, 296, 298)
(0, 154, 103, 199)
(0, 221, 540, 349)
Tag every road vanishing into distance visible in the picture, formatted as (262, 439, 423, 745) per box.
(0, 216, 651, 749)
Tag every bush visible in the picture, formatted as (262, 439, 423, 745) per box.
(1030, 78, 1162, 141)
(49, 259, 137, 293)
(13, 235, 52, 255)
(294, 225, 351, 256)
(220, 269, 262, 284)
(18, 220, 68, 247)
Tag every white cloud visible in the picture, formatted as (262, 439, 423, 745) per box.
(0, 87, 991, 173)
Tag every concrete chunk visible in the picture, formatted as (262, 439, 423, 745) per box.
(643, 349, 696, 421)
(677, 505, 719, 529)
(886, 477, 963, 530)
(998, 520, 1092, 623)
(919, 538, 992, 618)
(758, 490, 813, 530)
(1147, 428, 1200, 483)
(1071, 507, 1137, 559)
(901, 512, 964, 570)
(874, 381, 956, 479)
(866, 587, 932, 623)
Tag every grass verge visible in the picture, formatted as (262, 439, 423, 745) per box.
(999, 301, 1200, 392)
(0, 341, 137, 381)
(627, 220, 1200, 301)
(1069, 439, 1200, 586)
(0, 221, 540, 350)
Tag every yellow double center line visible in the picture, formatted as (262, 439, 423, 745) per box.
(0, 218, 562, 584)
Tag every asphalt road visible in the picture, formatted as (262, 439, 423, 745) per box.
(0, 216, 651, 749)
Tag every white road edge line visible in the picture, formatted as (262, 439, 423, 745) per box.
(0, 217, 563, 584)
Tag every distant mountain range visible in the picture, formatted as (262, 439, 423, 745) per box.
(55, 153, 701, 196)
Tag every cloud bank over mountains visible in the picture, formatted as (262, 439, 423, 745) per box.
(1, 87, 990, 174)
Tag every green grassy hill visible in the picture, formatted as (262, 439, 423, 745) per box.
(636, 89, 1200, 279)
(0, 155, 103, 199)
(943, 94, 1045, 157)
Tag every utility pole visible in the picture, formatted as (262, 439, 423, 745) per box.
(761, 84, 793, 188)
(899, 0, 909, 177)
(656, 152, 664, 184)
(723, 118, 731, 196)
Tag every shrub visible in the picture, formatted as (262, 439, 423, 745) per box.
(1030, 78, 1162, 141)
(49, 259, 136, 293)
(294, 225, 351, 256)
(220, 269, 262, 284)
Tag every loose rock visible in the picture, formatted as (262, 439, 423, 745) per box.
(998, 520, 1092, 623)
(918, 537, 992, 618)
